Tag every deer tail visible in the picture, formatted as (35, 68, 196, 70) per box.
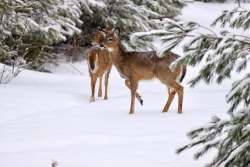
(88, 52, 98, 73)
(179, 65, 186, 83)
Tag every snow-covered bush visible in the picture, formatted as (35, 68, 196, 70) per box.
(0, 0, 93, 70)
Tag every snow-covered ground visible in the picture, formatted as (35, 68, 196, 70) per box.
(1, 2, 249, 167)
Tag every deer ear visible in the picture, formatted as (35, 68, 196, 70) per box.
(97, 26, 102, 31)
(113, 27, 120, 36)
(98, 26, 107, 34)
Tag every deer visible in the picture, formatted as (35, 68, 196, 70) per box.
(102, 27, 186, 114)
(87, 27, 112, 102)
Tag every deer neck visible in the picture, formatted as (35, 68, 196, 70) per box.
(107, 41, 124, 63)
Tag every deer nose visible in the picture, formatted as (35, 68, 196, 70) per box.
(91, 42, 97, 46)
(99, 43, 104, 47)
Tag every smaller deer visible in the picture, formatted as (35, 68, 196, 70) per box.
(103, 28, 186, 114)
(88, 27, 112, 102)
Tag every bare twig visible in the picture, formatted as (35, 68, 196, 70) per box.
(51, 160, 58, 167)
(0, 65, 6, 84)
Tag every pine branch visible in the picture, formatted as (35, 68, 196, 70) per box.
(212, 8, 250, 30)
(177, 108, 250, 167)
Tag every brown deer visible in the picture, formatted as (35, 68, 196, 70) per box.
(102, 28, 186, 114)
(88, 27, 112, 102)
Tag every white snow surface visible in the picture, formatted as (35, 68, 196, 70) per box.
(0, 2, 247, 167)
(0, 63, 229, 167)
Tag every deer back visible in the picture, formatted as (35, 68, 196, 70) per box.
(88, 46, 111, 75)
(103, 28, 183, 81)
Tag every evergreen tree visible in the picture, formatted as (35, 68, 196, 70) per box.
(0, 0, 93, 71)
(0, 0, 183, 70)
(79, 0, 184, 49)
(132, 8, 250, 167)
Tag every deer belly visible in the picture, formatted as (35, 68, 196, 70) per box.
(137, 67, 155, 80)
(115, 65, 129, 79)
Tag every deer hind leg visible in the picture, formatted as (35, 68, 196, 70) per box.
(163, 80, 184, 113)
(129, 79, 138, 114)
(178, 85, 184, 114)
(162, 88, 176, 113)
(90, 74, 98, 102)
(125, 80, 143, 105)
(104, 67, 111, 100)
(98, 75, 103, 98)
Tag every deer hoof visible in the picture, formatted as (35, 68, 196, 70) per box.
(139, 99, 143, 106)
(98, 91, 102, 98)
(90, 97, 95, 103)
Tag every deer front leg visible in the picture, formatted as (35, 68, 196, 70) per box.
(104, 68, 111, 100)
(125, 80, 143, 105)
(162, 88, 176, 113)
(129, 80, 138, 114)
(98, 75, 103, 98)
(90, 74, 98, 102)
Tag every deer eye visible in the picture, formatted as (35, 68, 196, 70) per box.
(108, 38, 113, 41)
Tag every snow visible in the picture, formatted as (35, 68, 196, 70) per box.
(219, 141, 250, 167)
(173, 2, 250, 53)
(0, 62, 230, 167)
(0, 2, 247, 167)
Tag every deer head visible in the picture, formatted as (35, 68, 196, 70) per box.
(91, 27, 106, 46)
(103, 27, 121, 52)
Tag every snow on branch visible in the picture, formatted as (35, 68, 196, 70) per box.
(177, 108, 250, 167)
(131, 20, 197, 55)
(227, 74, 250, 112)
(212, 8, 250, 30)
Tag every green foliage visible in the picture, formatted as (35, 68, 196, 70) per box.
(212, 9, 250, 30)
(0, 0, 88, 71)
(79, 0, 184, 49)
(177, 109, 250, 167)
(133, 0, 184, 18)
(227, 74, 250, 113)
(131, 20, 196, 53)
(79, 7, 106, 46)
